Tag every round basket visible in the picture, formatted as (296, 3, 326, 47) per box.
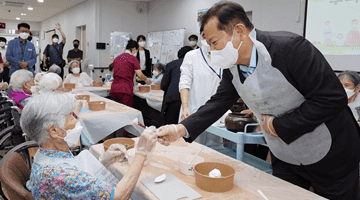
(103, 138, 135, 151)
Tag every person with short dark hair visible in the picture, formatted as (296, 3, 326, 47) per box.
(160, 46, 193, 125)
(43, 23, 66, 78)
(67, 39, 83, 64)
(136, 35, 152, 78)
(0, 37, 10, 83)
(104, 63, 114, 83)
(188, 34, 199, 49)
(110, 39, 151, 107)
(150, 63, 165, 85)
(6, 23, 36, 77)
(156, 2, 360, 200)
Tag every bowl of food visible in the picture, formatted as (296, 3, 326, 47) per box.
(88, 101, 106, 111)
(194, 162, 235, 192)
(103, 138, 135, 151)
(64, 83, 76, 89)
(178, 155, 204, 176)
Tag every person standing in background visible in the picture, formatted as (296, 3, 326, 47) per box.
(188, 34, 199, 49)
(0, 37, 10, 83)
(43, 23, 66, 78)
(136, 35, 152, 78)
(6, 23, 36, 77)
(67, 39, 83, 63)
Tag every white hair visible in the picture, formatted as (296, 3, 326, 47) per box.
(49, 64, 61, 75)
(39, 73, 62, 93)
(10, 70, 33, 91)
(20, 92, 76, 145)
(69, 60, 80, 68)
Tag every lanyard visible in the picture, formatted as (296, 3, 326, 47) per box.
(200, 48, 221, 79)
(20, 41, 26, 61)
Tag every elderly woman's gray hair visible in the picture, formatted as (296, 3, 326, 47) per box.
(20, 92, 76, 144)
(10, 69, 33, 91)
(39, 73, 62, 93)
(69, 60, 80, 68)
(338, 71, 360, 86)
(49, 64, 62, 76)
(154, 63, 165, 72)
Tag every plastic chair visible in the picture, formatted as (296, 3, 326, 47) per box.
(0, 152, 35, 200)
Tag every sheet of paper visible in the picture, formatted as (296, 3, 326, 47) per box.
(75, 150, 120, 186)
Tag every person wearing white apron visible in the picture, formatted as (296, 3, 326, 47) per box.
(178, 29, 223, 146)
(156, 2, 360, 199)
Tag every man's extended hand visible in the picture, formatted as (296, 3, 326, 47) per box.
(156, 124, 187, 146)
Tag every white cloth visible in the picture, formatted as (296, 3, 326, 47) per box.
(64, 72, 93, 85)
(179, 48, 223, 146)
(139, 50, 146, 71)
(348, 94, 360, 121)
(0, 47, 6, 63)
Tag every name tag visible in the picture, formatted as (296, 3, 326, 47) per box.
(28, 49, 32, 51)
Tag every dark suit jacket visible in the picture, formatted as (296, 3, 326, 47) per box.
(160, 58, 183, 115)
(181, 29, 360, 176)
(136, 48, 152, 77)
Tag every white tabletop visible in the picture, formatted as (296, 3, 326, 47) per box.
(133, 88, 164, 112)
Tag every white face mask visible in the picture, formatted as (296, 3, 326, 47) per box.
(53, 38, 59, 43)
(153, 71, 159, 77)
(211, 30, 242, 69)
(72, 68, 80, 74)
(59, 122, 83, 147)
(189, 41, 197, 47)
(139, 41, 146, 48)
(0, 42, 5, 47)
(201, 39, 211, 55)
(344, 87, 356, 99)
(20, 32, 29, 40)
(30, 86, 37, 94)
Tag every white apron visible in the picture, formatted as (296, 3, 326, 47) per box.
(229, 30, 332, 165)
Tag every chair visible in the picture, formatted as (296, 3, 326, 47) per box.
(0, 152, 34, 200)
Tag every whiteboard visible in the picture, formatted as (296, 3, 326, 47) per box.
(147, 28, 185, 64)
(110, 31, 132, 59)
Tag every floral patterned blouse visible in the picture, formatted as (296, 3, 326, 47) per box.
(26, 147, 115, 200)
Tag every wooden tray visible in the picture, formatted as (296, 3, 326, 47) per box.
(89, 101, 106, 111)
(93, 81, 103, 87)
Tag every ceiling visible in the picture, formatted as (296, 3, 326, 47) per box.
(0, 0, 88, 22)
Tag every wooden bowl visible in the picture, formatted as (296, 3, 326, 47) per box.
(64, 83, 76, 89)
(150, 85, 161, 90)
(139, 85, 150, 93)
(93, 81, 103, 87)
(88, 101, 106, 111)
(103, 138, 135, 151)
(194, 162, 235, 193)
(77, 95, 90, 102)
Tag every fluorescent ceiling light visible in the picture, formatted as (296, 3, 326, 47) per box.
(28, 6, 33, 10)
(16, 17, 20, 20)
(37, 0, 44, 2)
(21, 13, 26, 15)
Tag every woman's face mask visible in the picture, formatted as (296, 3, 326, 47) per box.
(72, 67, 80, 74)
(153, 70, 160, 77)
(58, 121, 83, 147)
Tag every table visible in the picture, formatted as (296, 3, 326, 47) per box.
(75, 86, 111, 97)
(133, 89, 164, 112)
(206, 125, 266, 161)
(72, 89, 144, 144)
(90, 138, 327, 200)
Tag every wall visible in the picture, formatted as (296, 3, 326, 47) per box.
(98, 0, 148, 68)
(147, 0, 306, 47)
(40, 0, 97, 71)
(0, 19, 41, 33)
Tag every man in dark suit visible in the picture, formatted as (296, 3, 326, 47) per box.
(160, 46, 193, 125)
(156, 2, 360, 200)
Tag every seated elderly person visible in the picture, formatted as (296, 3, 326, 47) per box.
(9, 69, 35, 110)
(64, 60, 93, 85)
(104, 63, 114, 83)
(150, 63, 165, 85)
(34, 64, 62, 85)
(338, 70, 360, 126)
(38, 73, 63, 93)
(21, 92, 157, 199)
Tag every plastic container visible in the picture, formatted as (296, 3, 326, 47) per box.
(178, 155, 204, 176)
(103, 138, 135, 151)
(88, 101, 106, 111)
(194, 162, 235, 192)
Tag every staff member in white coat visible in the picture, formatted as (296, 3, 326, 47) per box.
(178, 27, 223, 146)
(156, 2, 360, 199)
